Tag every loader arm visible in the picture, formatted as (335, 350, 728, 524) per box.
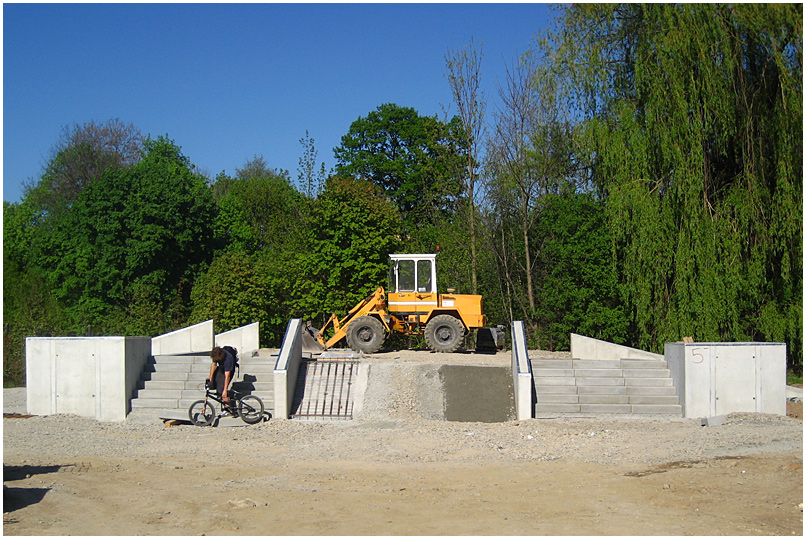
(317, 287, 388, 349)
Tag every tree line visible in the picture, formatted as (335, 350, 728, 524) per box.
(4, 4, 801, 386)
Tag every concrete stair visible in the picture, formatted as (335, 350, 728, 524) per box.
(533, 358, 682, 416)
(127, 352, 276, 423)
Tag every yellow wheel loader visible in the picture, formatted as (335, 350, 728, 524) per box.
(302, 254, 505, 354)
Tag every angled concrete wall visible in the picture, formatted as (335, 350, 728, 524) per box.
(274, 319, 304, 419)
(511, 321, 533, 420)
(666, 342, 786, 418)
(571, 333, 663, 361)
(26, 336, 151, 422)
(215, 322, 260, 354)
(151, 320, 214, 356)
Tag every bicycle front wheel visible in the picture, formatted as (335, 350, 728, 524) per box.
(189, 399, 216, 426)
(238, 395, 264, 424)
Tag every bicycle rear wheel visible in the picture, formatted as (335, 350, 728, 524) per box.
(238, 395, 264, 424)
(189, 400, 216, 426)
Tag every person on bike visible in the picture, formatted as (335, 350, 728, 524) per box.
(207, 346, 236, 416)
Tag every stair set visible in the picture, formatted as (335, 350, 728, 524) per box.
(127, 352, 275, 422)
(533, 357, 682, 415)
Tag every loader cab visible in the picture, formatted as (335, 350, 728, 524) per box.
(389, 254, 436, 294)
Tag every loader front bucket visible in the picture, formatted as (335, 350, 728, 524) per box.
(301, 322, 325, 354)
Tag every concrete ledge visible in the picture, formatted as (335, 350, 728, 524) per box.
(152, 320, 214, 356)
(274, 319, 304, 419)
(511, 321, 534, 420)
(215, 322, 260, 354)
(571, 334, 663, 362)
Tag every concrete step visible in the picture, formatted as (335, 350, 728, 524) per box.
(629, 395, 679, 405)
(572, 359, 621, 369)
(574, 368, 623, 378)
(532, 368, 575, 377)
(534, 385, 579, 395)
(631, 404, 682, 414)
(131, 397, 180, 409)
(623, 368, 671, 378)
(530, 359, 573, 369)
(626, 386, 677, 396)
(620, 358, 667, 369)
(577, 386, 627, 395)
(624, 377, 673, 387)
(536, 394, 579, 404)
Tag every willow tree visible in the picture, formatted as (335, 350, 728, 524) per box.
(555, 4, 802, 368)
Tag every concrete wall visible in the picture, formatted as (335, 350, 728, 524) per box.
(510, 321, 533, 420)
(151, 320, 214, 356)
(26, 336, 151, 422)
(215, 322, 260, 354)
(665, 342, 787, 418)
(274, 318, 304, 419)
(571, 333, 663, 361)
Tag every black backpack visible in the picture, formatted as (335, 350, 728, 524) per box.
(222, 345, 239, 379)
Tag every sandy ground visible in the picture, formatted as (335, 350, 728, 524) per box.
(3, 349, 804, 535)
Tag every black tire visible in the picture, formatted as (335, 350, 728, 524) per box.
(424, 314, 465, 353)
(238, 395, 264, 424)
(346, 316, 385, 354)
(189, 399, 216, 426)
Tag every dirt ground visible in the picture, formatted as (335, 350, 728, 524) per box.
(3, 349, 803, 536)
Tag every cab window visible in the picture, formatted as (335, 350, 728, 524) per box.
(417, 259, 432, 292)
(397, 260, 415, 292)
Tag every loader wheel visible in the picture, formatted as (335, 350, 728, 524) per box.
(346, 316, 385, 354)
(425, 314, 465, 353)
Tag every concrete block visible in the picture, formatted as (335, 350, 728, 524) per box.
(701, 415, 725, 427)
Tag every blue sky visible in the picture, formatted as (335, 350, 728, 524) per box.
(3, 3, 556, 204)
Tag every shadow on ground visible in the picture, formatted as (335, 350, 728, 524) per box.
(3, 464, 62, 513)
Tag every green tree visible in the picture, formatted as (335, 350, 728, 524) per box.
(189, 250, 296, 346)
(555, 4, 802, 368)
(531, 194, 629, 350)
(334, 103, 468, 230)
(211, 164, 308, 254)
(50, 136, 216, 332)
(24, 119, 144, 217)
(294, 177, 401, 327)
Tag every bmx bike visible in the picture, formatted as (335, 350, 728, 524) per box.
(188, 387, 264, 426)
